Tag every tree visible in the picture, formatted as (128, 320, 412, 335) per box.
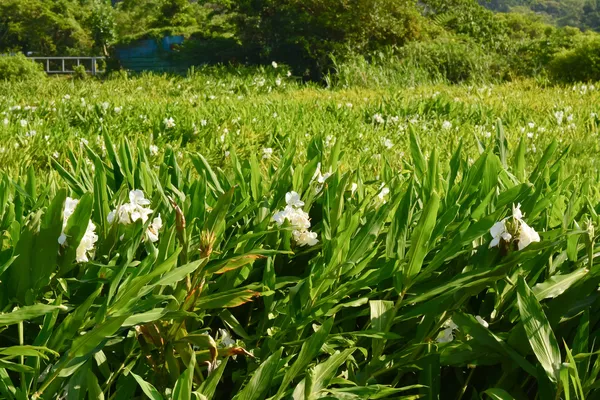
(232, 0, 423, 78)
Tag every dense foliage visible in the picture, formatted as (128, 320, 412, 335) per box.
(3, 0, 600, 81)
(1, 71, 600, 399)
(0, 54, 46, 81)
(482, 0, 600, 31)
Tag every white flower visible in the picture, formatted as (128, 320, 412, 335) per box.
(146, 215, 162, 243)
(285, 191, 304, 207)
(489, 203, 540, 250)
(2, 118, 8, 126)
(437, 328, 454, 343)
(101, 102, 109, 110)
(373, 114, 385, 124)
(377, 186, 390, 204)
(59, 197, 98, 263)
(53, 151, 59, 159)
(76, 221, 98, 263)
(350, 183, 358, 195)
(262, 147, 273, 159)
(272, 206, 311, 230)
(20, 120, 27, 127)
(63, 94, 71, 100)
(108, 190, 154, 225)
(381, 137, 393, 149)
(476, 316, 489, 328)
(149, 145, 159, 156)
(130, 189, 151, 207)
(272, 61, 278, 69)
(164, 117, 175, 129)
(287, 71, 292, 77)
(528, 122, 535, 129)
(275, 78, 282, 86)
(224, 150, 230, 157)
(292, 230, 319, 247)
(518, 221, 540, 250)
(324, 135, 335, 147)
(114, 107, 122, 113)
(201, 119, 207, 126)
(437, 319, 458, 343)
(218, 328, 236, 347)
(442, 121, 452, 130)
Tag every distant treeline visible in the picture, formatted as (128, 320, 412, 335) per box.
(2, 0, 600, 82)
(480, 0, 600, 31)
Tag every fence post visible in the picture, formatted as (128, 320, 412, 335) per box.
(46, 59, 50, 73)
(62, 59, 65, 73)
(91, 57, 96, 76)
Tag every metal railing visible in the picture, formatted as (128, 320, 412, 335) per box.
(28, 56, 106, 75)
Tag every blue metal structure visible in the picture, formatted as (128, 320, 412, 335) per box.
(114, 35, 186, 72)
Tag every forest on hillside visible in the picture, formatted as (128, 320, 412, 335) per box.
(481, 0, 600, 30)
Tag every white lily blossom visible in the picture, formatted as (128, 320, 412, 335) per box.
(164, 117, 175, 129)
(262, 147, 273, 159)
(107, 190, 161, 242)
(58, 197, 98, 263)
(146, 215, 162, 243)
(292, 230, 319, 247)
(285, 191, 304, 208)
(437, 316, 488, 343)
(489, 204, 540, 250)
(272, 192, 318, 247)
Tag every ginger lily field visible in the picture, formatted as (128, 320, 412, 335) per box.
(1, 71, 600, 399)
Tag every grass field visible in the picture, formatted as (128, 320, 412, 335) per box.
(1, 69, 600, 399)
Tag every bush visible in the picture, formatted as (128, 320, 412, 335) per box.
(233, 0, 424, 79)
(397, 39, 508, 83)
(549, 37, 600, 82)
(72, 64, 87, 80)
(0, 54, 46, 81)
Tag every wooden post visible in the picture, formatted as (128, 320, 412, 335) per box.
(62, 59, 65, 73)
(91, 57, 96, 76)
(46, 59, 50, 73)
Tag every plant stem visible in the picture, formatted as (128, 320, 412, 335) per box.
(457, 367, 475, 400)
(18, 321, 26, 395)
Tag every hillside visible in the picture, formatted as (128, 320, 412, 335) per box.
(480, 0, 600, 30)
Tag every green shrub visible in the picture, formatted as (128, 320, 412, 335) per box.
(397, 39, 508, 83)
(549, 38, 600, 82)
(72, 64, 87, 80)
(0, 54, 46, 81)
(233, 0, 424, 79)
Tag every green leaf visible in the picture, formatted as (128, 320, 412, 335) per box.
(69, 315, 127, 359)
(292, 348, 355, 400)
(130, 371, 164, 400)
(275, 318, 334, 398)
(369, 300, 394, 360)
(517, 276, 561, 382)
(172, 359, 194, 400)
(532, 268, 589, 301)
(234, 348, 283, 400)
(196, 288, 260, 310)
(483, 388, 515, 400)
(0, 304, 64, 327)
(404, 192, 439, 283)
(199, 358, 228, 400)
